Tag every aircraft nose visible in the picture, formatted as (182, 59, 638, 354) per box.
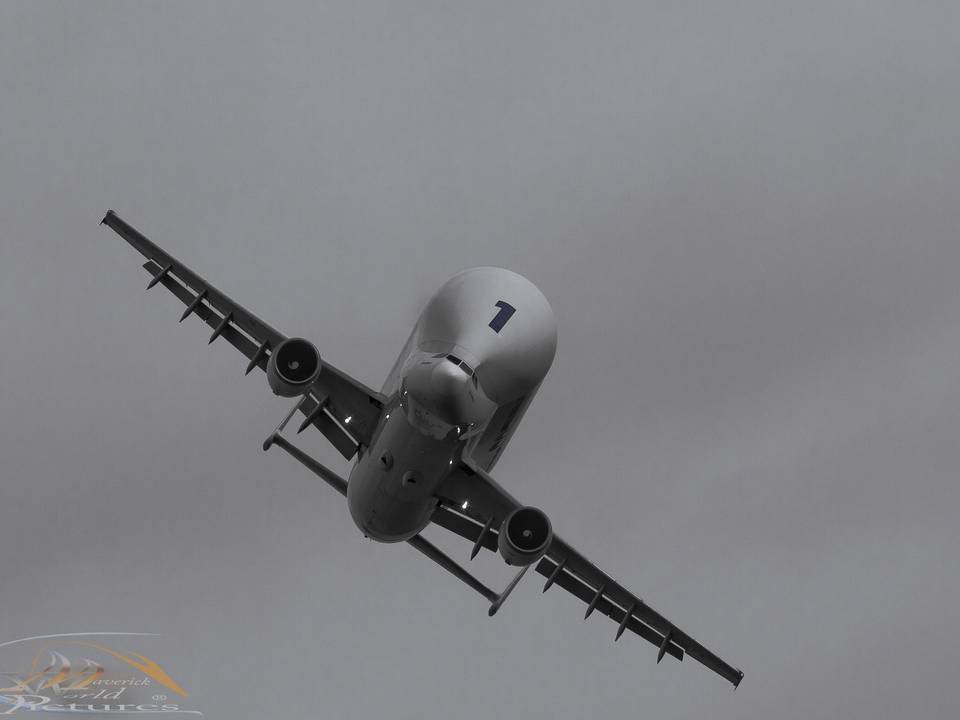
(432, 358, 467, 395)
(403, 356, 488, 427)
(424, 360, 475, 424)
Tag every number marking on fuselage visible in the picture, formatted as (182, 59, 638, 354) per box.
(489, 301, 516, 333)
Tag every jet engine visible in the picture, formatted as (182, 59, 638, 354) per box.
(267, 337, 322, 396)
(498, 506, 552, 566)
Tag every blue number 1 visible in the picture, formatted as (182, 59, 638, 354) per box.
(489, 301, 516, 333)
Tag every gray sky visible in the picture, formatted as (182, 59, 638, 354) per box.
(2, 2, 959, 718)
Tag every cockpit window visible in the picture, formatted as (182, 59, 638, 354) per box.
(444, 354, 477, 386)
(448, 354, 474, 371)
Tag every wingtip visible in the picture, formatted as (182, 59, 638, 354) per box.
(100, 209, 116, 226)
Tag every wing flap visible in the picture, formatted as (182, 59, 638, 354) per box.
(432, 463, 744, 687)
(104, 210, 385, 459)
(142, 261, 270, 372)
(429, 503, 684, 661)
(311, 364, 384, 452)
(437, 460, 519, 525)
(430, 503, 499, 554)
(295, 392, 360, 459)
(143, 260, 367, 458)
(531, 555, 684, 661)
(105, 211, 285, 348)
(548, 537, 743, 687)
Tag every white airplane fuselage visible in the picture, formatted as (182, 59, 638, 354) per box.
(346, 267, 557, 542)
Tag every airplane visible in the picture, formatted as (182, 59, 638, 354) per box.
(100, 210, 744, 688)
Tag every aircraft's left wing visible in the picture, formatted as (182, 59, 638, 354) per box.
(100, 210, 385, 458)
(433, 461, 744, 688)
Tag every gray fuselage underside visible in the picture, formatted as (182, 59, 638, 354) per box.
(346, 267, 557, 542)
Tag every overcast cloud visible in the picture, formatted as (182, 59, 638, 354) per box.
(2, 2, 959, 718)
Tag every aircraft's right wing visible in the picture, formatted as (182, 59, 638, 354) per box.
(100, 210, 385, 459)
(432, 460, 744, 688)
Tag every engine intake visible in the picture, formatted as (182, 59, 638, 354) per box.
(498, 506, 552, 566)
(267, 337, 322, 396)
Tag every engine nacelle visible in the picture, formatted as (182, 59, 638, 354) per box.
(267, 337, 322, 396)
(498, 506, 553, 566)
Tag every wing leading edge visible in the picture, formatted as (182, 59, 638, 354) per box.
(100, 210, 385, 458)
(433, 461, 744, 688)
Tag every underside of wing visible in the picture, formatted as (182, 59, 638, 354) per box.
(432, 462, 744, 687)
(101, 210, 385, 458)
